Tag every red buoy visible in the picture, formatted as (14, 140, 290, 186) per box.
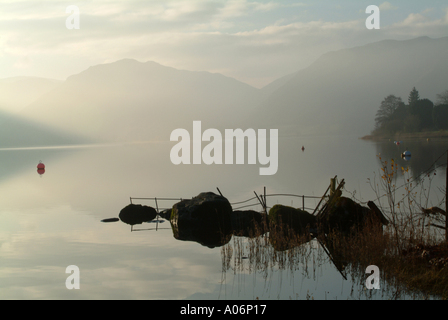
(37, 161, 45, 175)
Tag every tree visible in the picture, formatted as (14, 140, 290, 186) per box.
(413, 98, 434, 129)
(433, 104, 448, 130)
(374, 95, 404, 131)
(408, 87, 420, 107)
(435, 89, 448, 106)
(403, 114, 421, 133)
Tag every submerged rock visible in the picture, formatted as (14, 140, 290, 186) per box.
(119, 204, 158, 226)
(101, 217, 120, 223)
(170, 192, 233, 248)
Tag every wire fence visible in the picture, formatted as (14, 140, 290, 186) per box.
(130, 192, 328, 215)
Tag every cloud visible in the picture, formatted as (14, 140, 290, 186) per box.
(379, 2, 398, 11)
(1, 1, 448, 87)
(388, 7, 448, 37)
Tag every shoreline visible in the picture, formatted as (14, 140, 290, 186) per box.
(360, 130, 448, 141)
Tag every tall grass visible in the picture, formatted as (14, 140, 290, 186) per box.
(221, 155, 448, 299)
(363, 155, 448, 298)
(369, 155, 445, 249)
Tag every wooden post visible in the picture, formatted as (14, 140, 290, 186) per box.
(254, 191, 265, 213)
(264, 187, 267, 214)
(154, 197, 159, 231)
(302, 195, 305, 211)
(330, 178, 336, 196)
(154, 197, 159, 213)
(312, 184, 332, 215)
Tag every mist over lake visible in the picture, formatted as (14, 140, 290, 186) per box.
(0, 132, 446, 299)
(1, 1, 448, 301)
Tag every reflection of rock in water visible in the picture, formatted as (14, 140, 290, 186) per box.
(119, 204, 158, 226)
(170, 192, 233, 248)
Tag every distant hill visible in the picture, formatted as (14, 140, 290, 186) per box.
(0, 77, 62, 113)
(13, 36, 448, 143)
(0, 77, 87, 148)
(21, 59, 262, 142)
(0, 109, 88, 148)
(254, 36, 448, 137)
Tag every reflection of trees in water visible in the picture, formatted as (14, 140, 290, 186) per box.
(375, 140, 447, 182)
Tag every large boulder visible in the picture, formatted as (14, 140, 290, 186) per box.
(119, 204, 158, 226)
(230, 210, 269, 237)
(268, 205, 316, 251)
(170, 192, 233, 248)
(268, 205, 316, 233)
(322, 196, 377, 235)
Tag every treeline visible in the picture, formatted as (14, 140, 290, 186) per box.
(373, 87, 448, 136)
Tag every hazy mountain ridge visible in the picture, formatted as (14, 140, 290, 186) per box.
(0, 77, 87, 148)
(21, 59, 262, 142)
(0, 77, 62, 113)
(254, 36, 448, 136)
(2, 36, 447, 147)
(0, 109, 87, 148)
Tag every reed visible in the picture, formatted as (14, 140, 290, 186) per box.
(221, 154, 448, 299)
(330, 155, 448, 298)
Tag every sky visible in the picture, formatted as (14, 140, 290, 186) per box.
(1, 0, 448, 88)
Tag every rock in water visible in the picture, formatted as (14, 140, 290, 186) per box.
(119, 204, 158, 226)
(230, 210, 268, 237)
(101, 217, 120, 223)
(170, 192, 233, 248)
(323, 197, 375, 235)
(268, 205, 316, 233)
(268, 205, 316, 251)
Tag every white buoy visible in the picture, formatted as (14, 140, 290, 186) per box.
(401, 150, 411, 161)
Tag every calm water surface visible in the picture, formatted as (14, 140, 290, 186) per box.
(0, 134, 446, 299)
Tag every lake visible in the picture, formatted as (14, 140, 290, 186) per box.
(0, 133, 447, 300)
